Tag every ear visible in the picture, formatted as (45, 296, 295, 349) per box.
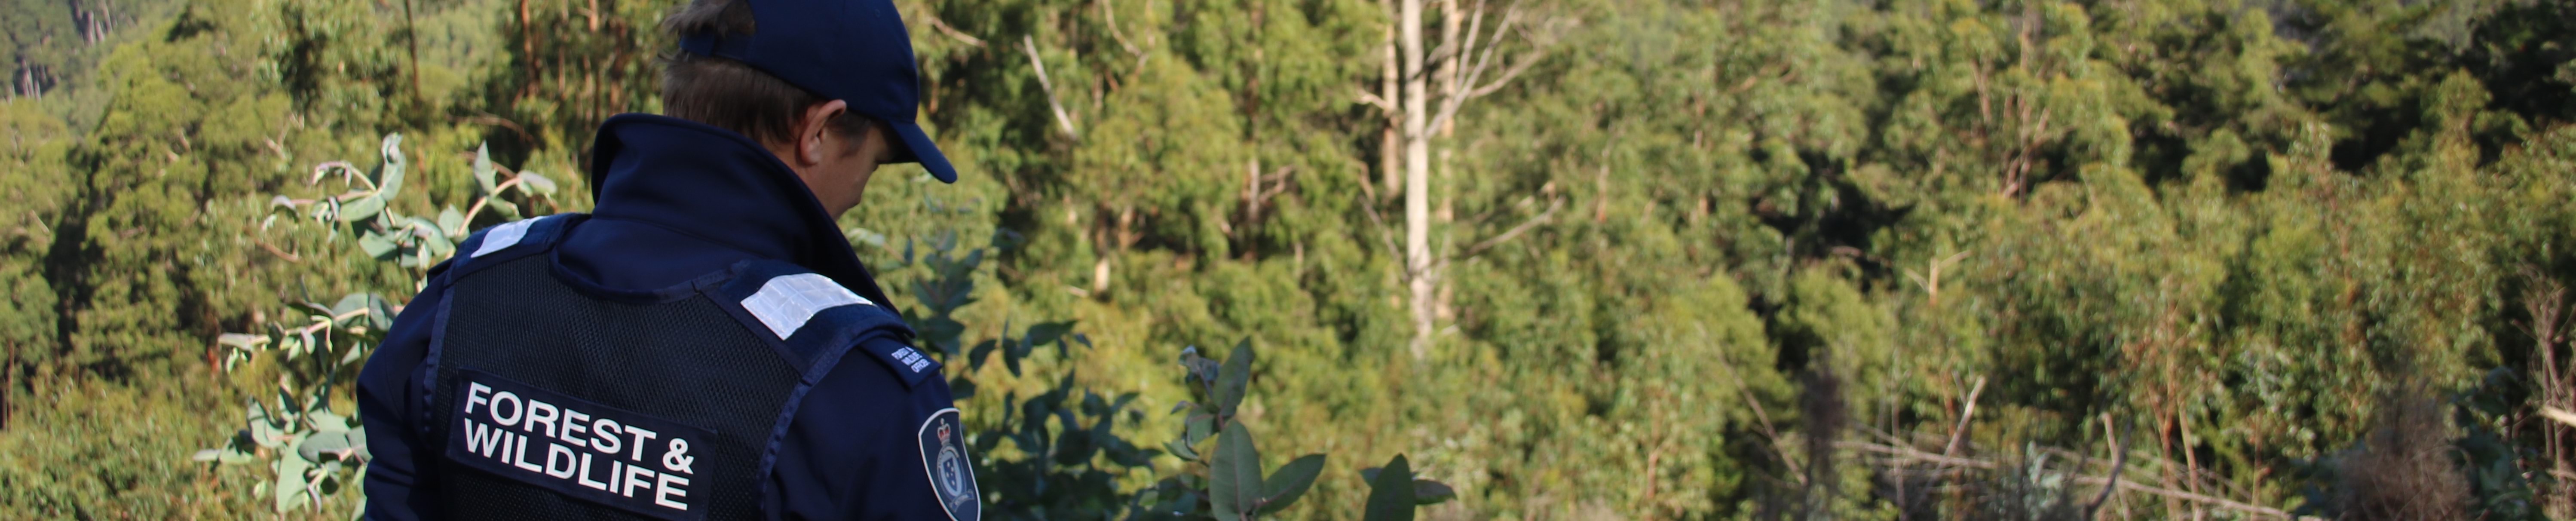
(795, 100, 850, 167)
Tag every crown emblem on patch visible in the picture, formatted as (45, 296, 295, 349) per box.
(919, 409, 981, 521)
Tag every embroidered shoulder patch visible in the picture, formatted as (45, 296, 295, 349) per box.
(859, 340, 941, 388)
(917, 408, 982, 521)
(447, 369, 716, 521)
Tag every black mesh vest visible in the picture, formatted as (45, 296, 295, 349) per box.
(421, 215, 911, 521)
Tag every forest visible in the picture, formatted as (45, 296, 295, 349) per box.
(6, 0, 2576, 518)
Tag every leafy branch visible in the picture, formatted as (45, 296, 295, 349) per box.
(194, 135, 562, 516)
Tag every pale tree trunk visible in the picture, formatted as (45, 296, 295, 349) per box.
(1400, 0, 1434, 359)
(1378, 0, 1402, 199)
(1378, 0, 1560, 359)
(2, 340, 13, 430)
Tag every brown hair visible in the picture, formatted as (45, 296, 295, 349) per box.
(659, 0, 870, 147)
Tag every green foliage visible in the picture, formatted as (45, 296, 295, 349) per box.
(182, 135, 568, 515)
(18, 0, 2576, 517)
(1130, 341, 1449, 521)
(901, 230, 1161, 518)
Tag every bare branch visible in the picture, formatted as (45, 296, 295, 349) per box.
(1447, 0, 1488, 103)
(256, 240, 303, 264)
(1423, 6, 1522, 133)
(1905, 250, 1975, 304)
(1100, 0, 1140, 58)
(1942, 375, 1987, 457)
(1841, 441, 2322, 521)
(926, 14, 986, 47)
(1458, 4, 1516, 94)
(1023, 36, 1079, 139)
(1256, 165, 1297, 206)
(1355, 88, 1395, 114)
(2085, 412, 2126, 520)
(1357, 193, 1406, 271)
(1735, 380, 1804, 482)
(2542, 405, 2576, 428)
(1460, 47, 1544, 99)
(1455, 196, 1561, 259)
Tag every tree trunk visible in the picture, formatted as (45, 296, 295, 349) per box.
(1400, 0, 1433, 359)
(1378, 0, 1401, 199)
(2, 340, 14, 430)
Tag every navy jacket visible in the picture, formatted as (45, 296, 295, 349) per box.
(358, 114, 968, 520)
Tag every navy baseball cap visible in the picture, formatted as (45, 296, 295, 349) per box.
(677, 0, 957, 183)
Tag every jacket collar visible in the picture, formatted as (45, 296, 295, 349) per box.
(583, 113, 894, 307)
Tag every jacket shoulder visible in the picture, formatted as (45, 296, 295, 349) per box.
(712, 260, 937, 389)
(449, 214, 583, 277)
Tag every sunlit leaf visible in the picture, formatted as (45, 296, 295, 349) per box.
(438, 205, 466, 237)
(329, 294, 371, 318)
(473, 142, 498, 194)
(376, 133, 405, 201)
(218, 333, 270, 350)
(335, 195, 384, 223)
(518, 172, 557, 196)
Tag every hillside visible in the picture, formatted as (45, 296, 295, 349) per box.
(6, 0, 2576, 518)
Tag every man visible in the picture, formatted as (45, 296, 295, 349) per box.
(355, 0, 980, 518)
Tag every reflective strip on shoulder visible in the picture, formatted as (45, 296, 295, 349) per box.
(740, 273, 875, 339)
(469, 218, 542, 257)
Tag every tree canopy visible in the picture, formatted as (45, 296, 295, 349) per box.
(7, 0, 2576, 518)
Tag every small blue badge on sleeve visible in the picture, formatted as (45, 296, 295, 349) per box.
(447, 369, 715, 521)
(917, 408, 982, 521)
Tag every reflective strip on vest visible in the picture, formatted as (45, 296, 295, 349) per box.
(740, 273, 873, 339)
(472, 218, 542, 257)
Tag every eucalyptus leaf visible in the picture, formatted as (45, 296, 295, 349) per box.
(1411, 479, 1457, 505)
(422, 235, 454, 261)
(376, 133, 406, 201)
(1257, 454, 1327, 515)
(368, 293, 396, 329)
(519, 172, 558, 195)
(968, 340, 997, 371)
(1216, 340, 1255, 419)
(1362, 454, 1418, 521)
(338, 340, 368, 366)
(1208, 421, 1264, 521)
(218, 333, 270, 350)
(251, 416, 288, 449)
(329, 294, 371, 318)
(1187, 414, 1215, 447)
(297, 430, 354, 463)
(275, 453, 312, 512)
(473, 142, 498, 194)
(335, 195, 385, 223)
(307, 410, 352, 432)
(1004, 340, 1024, 377)
(1024, 321, 1075, 352)
(438, 205, 466, 237)
(404, 216, 441, 240)
(357, 231, 397, 258)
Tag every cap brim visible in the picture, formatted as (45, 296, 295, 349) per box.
(888, 121, 958, 184)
